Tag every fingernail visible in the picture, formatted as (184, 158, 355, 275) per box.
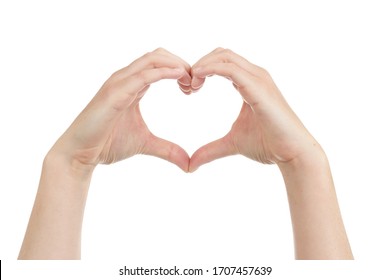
(180, 87, 192, 94)
(191, 83, 203, 90)
(178, 81, 191, 86)
(191, 77, 199, 88)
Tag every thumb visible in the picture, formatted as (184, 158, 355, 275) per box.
(189, 135, 236, 172)
(143, 135, 190, 172)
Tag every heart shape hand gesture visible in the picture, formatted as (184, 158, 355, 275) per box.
(51, 48, 320, 174)
(22, 48, 354, 261)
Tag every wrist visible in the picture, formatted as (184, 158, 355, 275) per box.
(277, 144, 329, 177)
(44, 149, 96, 182)
(277, 144, 353, 259)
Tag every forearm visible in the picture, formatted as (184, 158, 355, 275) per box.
(278, 148, 353, 259)
(18, 152, 93, 260)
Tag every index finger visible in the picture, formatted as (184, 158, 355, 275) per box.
(191, 48, 265, 90)
(114, 48, 192, 93)
(192, 62, 262, 106)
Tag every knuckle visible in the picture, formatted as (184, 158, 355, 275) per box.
(258, 67, 271, 79)
(102, 74, 120, 93)
(142, 51, 154, 60)
(135, 69, 161, 85)
(222, 48, 234, 55)
(217, 48, 235, 63)
(109, 69, 123, 81)
(153, 47, 167, 53)
(135, 70, 149, 84)
(213, 47, 225, 53)
(221, 48, 235, 59)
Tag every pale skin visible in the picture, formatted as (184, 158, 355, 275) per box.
(18, 48, 353, 260)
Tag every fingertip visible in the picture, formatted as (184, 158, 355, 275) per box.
(174, 149, 191, 172)
(188, 148, 205, 173)
(177, 70, 192, 92)
(189, 136, 235, 172)
(177, 83, 192, 94)
(188, 164, 199, 173)
(191, 77, 205, 92)
(182, 158, 191, 173)
(178, 162, 190, 173)
(181, 89, 193, 95)
(144, 136, 190, 172)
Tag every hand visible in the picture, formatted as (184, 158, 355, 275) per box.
(19, 48, 352, 260)
(189, 48, 321, 172)
(50, 48, 192, 173)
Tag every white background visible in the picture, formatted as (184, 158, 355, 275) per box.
(1, 0, 389, 278)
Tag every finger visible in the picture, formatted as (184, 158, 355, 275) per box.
(191, 47, 224, 70)
(153, 48, 192, 88)
(153, 47, 192, 73)
(96, 67, 185, 122)
(189, 78, 205, 92)
(143, 135, 190, 172)
(190, 48, 250, 91)
(120, 49, 192, 86)
(192, 63, 261, 106)
(177, 80, 192, 94)
(190, 49, 223, 91)
(189, 135, 236, 172)
(192, 48, 265, 79)
(120, 67, 186, 102)
(190, 48, 227, 91)
(193, 63, 252, 86)
(190, 67, 206, 92)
